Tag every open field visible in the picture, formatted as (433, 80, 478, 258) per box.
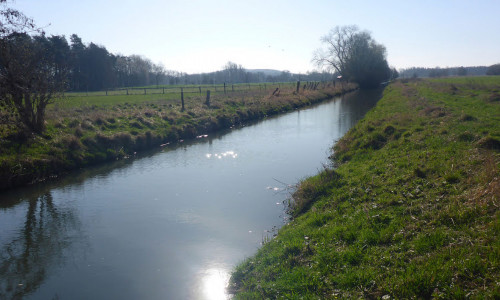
(61, 82, 298, 100)
(0, 81, 355, 190)
(230, 76, 500, 298)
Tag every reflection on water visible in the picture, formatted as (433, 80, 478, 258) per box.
(206, 151, 238, 159)
(201, 267, 230, 300)
(0, 192, 83, 299)
(0, 89, 383, 299)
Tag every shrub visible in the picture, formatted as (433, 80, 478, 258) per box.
(457, 131, 476, 142)
(459, 114, 476, 122)
(63, 136, 82, 151)
(477, 136, 500, 150)
(68, 119, 79, 128)
(74, 127, 84, 137)
(291, 169, 340, 216)
(113, 132, 133, 149)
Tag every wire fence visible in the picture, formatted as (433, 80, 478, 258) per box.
(65, 82, 303, 98)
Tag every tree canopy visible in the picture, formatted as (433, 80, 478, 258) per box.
(0, 0, 64, 133)
(0, 33, 69, 133)
(0, 0, 37, 37)
(313, 25, 391, 89)
(486, 63, 500, 75)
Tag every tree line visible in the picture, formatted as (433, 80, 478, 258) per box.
(0, 0, 340, 135)
(4, 0, 494, 136)
(2, 31, 339, 92)
(399, 66, 490, 78)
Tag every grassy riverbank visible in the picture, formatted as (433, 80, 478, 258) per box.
(230, 77, 500, 298)
(0, 82, 356, 190)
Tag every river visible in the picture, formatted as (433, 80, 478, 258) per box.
(0, 89, 382, 299)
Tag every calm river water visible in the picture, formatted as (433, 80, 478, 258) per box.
(0, 89, 382, 299)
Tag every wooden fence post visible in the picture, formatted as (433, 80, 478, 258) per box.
(106, 90, 108, 96)
(162, 87, 165, 94)
(206, 90, 211, 107)
(199, 86, 202, 94)
(296, 81, 300, 93)
(181, 87, 185, 111)
(144, 88, 147, 95)
(224, 82, 226, 94)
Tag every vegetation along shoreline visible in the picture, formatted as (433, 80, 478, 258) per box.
(0, 82, 357, 191)
(230, 76, 500, 299)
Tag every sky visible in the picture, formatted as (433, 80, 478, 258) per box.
(8, 0, 500, 74)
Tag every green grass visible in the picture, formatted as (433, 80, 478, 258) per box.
(0, 81, 354, 190)
(61, 82, 298, 100)
(230, 76, 500, 299)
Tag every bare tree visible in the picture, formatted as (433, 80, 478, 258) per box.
(0, 34, 68, 133)
(313, 25, 390, 88)
(0, 0, 37, 38)
(312, 25, 359, 75)
(1, 2, 68, 134)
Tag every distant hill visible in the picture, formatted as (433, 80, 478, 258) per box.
(246, 69, 283, 77)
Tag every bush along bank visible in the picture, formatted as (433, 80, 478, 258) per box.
(0, 83, 357, 190)
(230, 77, 500, 299)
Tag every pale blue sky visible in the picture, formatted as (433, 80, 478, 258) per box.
(10, 0, 500, 74)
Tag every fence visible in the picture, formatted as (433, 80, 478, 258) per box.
(65, 82, 303, 98)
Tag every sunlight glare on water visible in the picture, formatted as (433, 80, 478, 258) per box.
(206, 150, 238, 159)
(202, 267, 230, 300)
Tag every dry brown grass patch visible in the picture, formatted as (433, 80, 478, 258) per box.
(467, 151, 500, 208)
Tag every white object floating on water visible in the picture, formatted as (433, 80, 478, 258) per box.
(248, 230, 252, 233)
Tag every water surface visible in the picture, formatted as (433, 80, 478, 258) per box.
(0, 89, 382, 299)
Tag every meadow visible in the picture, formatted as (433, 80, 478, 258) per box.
(0, 81, 355, 190)
(230, 77, 500, 299)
